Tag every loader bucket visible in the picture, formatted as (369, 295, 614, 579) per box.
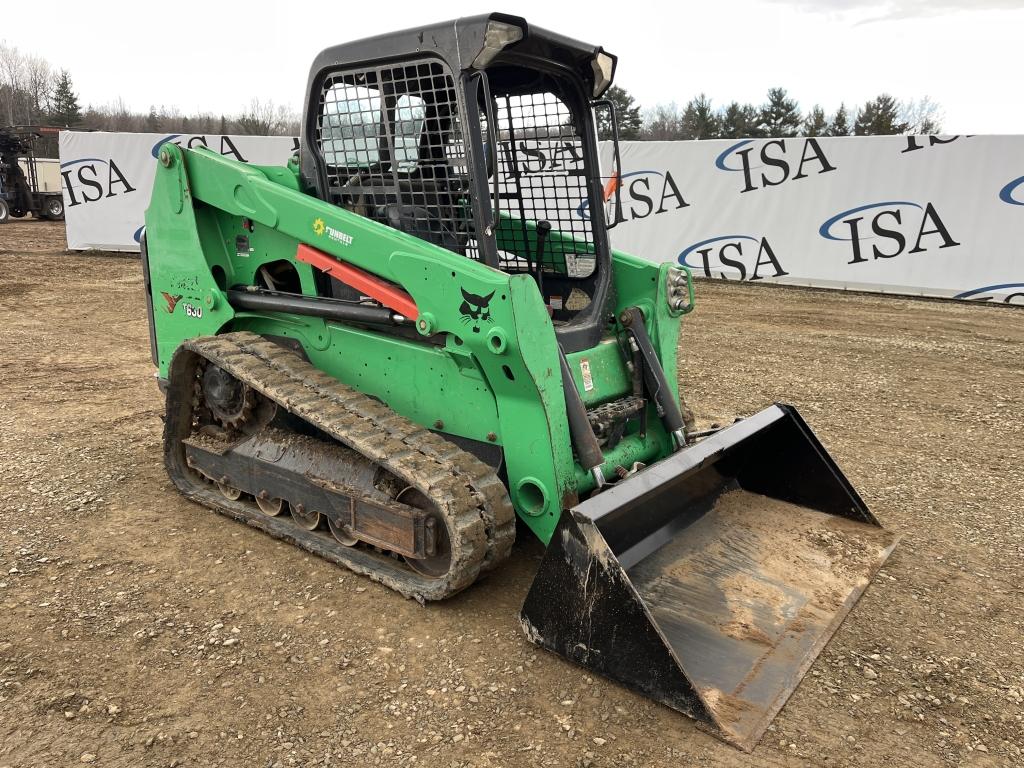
(521, 404, 897, 751)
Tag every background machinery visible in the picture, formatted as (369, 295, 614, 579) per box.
(0, 126, 64, 223)
(142, 14, 896, 749)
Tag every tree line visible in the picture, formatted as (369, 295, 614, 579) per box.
(0, 42, 298, 156)
(3, 40, 943, 159)
(602, 85, 943, 141)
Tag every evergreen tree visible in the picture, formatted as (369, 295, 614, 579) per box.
(828, 103, 851, 136)
(680, 93, 719, 139)
(720, 102, 743, 138)
(146, 105, 160, 132)
(49, 69, 81, 126)
(218, 114, 228, 134)
(758, 87, 801, 137)
(598, 85, 643, 140)
(802, 105, 827, 136)
(743, 104, 764, 138)
(854, 94, 908, 135)
(720, 102, 762, 138)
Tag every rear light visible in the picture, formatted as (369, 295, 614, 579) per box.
(472, 21, 524, 69)
(591, 51, 615, 97)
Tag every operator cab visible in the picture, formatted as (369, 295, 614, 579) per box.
(300, 14, 620, 351)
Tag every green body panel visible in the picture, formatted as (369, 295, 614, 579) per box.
(494, 213, 597, 275)
(144, 144, 689, 544)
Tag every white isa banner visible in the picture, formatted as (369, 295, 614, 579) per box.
(59, 131, 298, 251)
(59, 131, 1023, 305)
(603, 135, 1024, 305)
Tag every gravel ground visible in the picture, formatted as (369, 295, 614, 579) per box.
(0, 220, 1022, 767)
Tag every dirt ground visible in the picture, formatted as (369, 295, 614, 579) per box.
(0, 220, 1022, 768)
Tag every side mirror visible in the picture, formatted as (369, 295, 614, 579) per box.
(591, 99, 623, 230)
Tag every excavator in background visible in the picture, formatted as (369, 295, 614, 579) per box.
(141, 14, 896, 750)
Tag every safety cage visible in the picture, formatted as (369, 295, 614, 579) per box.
(309, 55, 608, 323)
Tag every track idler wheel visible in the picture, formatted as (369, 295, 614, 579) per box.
(397, 487, 452, 578)
(328, 516, 358, 546)
(290, 503, 322, 531)
(218, 482, 242, 501)
(255, 493, 285, 517)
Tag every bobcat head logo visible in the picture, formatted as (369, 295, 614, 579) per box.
(459, 288, 494, 333)
(161, 292, 183, 313)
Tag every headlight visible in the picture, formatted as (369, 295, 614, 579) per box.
(591, 51, 615, 97)
(472, 20, 524, 69)
(666, 267, 692, 314)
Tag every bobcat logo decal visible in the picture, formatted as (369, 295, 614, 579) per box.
(459, 288, 494, 333)
(161, 292, 183, 313)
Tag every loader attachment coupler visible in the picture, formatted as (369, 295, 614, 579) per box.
(521, 404, 897, 751)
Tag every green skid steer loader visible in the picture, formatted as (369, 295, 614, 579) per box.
(142, 14, 896, 750)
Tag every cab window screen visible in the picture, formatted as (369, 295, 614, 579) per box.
(481, 88, 597, 279)
(315, 59, 478, 259)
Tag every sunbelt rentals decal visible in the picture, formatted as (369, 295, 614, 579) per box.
(313, 217, 353, 246)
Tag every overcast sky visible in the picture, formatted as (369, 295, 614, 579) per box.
(6, 0, 1022, 133)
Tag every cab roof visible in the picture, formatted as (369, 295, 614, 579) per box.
(306, 13, 616, 98)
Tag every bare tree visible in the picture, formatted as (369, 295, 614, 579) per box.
(237, 98, 276, 135)
(25, 55, 52, 117)
(900, 96, 944, 135)
(103, 97, 132, 130)
(273, 103, 300, 136)
(0, 41, 26, 125)
(643, 102, 685, 140)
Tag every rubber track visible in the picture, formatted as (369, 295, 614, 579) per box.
(164, 332, 515, 601)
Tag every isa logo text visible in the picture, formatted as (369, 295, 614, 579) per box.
(715, 138, 836, 194)
(819, 201, 960, 264)
(60, 157, 137, 207)
(679, 235, 787, 281)
(577, 169, 689, 224)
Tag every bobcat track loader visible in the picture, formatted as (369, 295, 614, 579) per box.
(142, 14, 896, 749)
